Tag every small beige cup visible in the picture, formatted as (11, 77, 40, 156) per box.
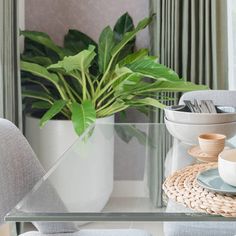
(198, 133, 226, 156)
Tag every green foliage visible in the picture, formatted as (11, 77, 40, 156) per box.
(21, 13, 207, 136)
(98, 26, 116, 73)
(21, 31, 65, 59)
(48, 45, 96, 73)
(40, 100, 67, 127)
(71, 100, 96, 136)
(113, 12, 134, 42)
(64, 29, 98, 54)
(21, 61, 59, 84)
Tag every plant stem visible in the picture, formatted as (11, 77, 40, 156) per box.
(23, 94, 54, 104)
(67, 71, 91, 101)
(93, 72, 128, 103)
(54, 83, 67, 100)
(68, 72, 83, 86)
(97, 104, 129, 117)
(23, 78, 51, 94)
(53, 79, 72, 111)
(81, 68, 87, 100)
(95, 55, 115, 95)
(66, 83, 83, 102)
(96, 96, 116, 112)
(58, 73, 76, 102)
(60, 109, 70, 119)
(86, 72, 95, 97)
(97, 89, 115, 108)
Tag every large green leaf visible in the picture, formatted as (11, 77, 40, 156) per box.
(21, 77, 51, 94)
(21, 55, 53, 66)
(116, 80, 208, 96)
(98, 26, 116, 73)
(112, 43, 135, 67)
(125, 97, 166, 109)
(23, 39, 46, 57)
(32, 101, 51, 109)
(22, 89, 54, 103)
(127, 58, 180, 81)
(21, 31, 65, 59)
(40, 100, 67, 127)
(64, 29, 97, 54)
(112, 72, 141, 90)
(21, 61, 59, 84)
(152, 81, 208, 91)
(71, 100, 96, 136)
(111, 17, 152, 58)
(113, 13, 136, 62)
(114, 12, 135, 53)
(114, 12, 135, 42)
(118, 49, 148, 67)
(64, 30, 99, 76)
(48, 45, 96, 73)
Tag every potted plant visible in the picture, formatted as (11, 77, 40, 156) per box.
(21, 13, 206, 211)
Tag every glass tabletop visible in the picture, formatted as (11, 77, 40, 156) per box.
(5, 123, 236, 222)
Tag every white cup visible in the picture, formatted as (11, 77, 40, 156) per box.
(218, 149, 236, 187)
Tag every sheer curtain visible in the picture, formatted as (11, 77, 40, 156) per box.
(0, 0, 22, 128)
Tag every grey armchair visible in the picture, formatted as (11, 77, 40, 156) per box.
(0, 118, 151, 236)
(164, 90, 236, 236)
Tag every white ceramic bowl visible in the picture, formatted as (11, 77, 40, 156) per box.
(164, 106, 236, 124)
(164, 117, 236, 144)
(219, 149, 236, 187)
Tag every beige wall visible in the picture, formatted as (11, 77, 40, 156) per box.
(25, 0, 149, 49)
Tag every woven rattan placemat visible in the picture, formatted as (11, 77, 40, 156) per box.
(163, 162, 236, 217)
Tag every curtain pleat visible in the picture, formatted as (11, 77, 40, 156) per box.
(0, 0, 21, 128)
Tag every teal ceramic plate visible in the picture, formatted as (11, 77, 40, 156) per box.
(197, 168, 236, 194)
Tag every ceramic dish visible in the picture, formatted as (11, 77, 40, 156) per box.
(164, 117, 236, 144)
(164, 105, 236, 124)
(188, 146, 230, 162)
(197, 168, 236, 194)
(218, 149, 236, 187)
(188, 146, 218, 162)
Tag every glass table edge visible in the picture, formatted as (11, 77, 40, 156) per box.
(5, 210, 236, 222)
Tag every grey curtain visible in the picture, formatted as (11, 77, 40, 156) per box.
(148, 0, 229, 207)
(150, 0, 228, 89)
(0, 0, 22, 128)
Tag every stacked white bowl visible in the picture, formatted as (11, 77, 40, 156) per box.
(164, 105, 236, 144)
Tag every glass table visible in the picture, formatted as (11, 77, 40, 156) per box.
(5, 123, 236, 227)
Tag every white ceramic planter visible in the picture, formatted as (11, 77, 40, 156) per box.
(25, 115, 114, 212)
